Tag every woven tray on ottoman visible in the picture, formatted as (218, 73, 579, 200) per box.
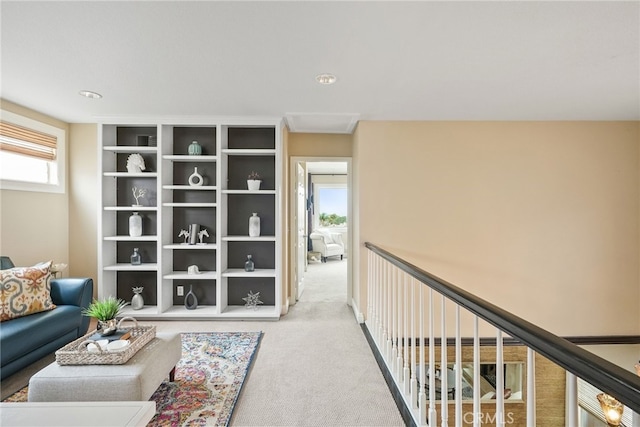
(29, 332, 182, 402)
(55, 317, 156, 365)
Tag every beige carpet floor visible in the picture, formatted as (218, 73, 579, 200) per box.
(1, 259, 404, 426)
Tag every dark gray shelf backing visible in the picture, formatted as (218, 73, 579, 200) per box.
(171, 189, 217, 204)
(117, 271, 157, 305)
(227, 156, 275, 190)
(173, 162, 216, 186)
(173, 280, 216, 306)
(227, 194, 275, 236)
(117, 242, 157, 263)
(227, 241, 275, 269)
(227, 277, 276, 305)
(116, 177, 158, 207)
(116, 152, 157, 173)
(173, 127, 217, 155)
(116, 211, 157, 236)
(116, 126, 157, 147)
(171, 207, 216, 243)
(173, 250, 216, 271)
(227, 127, 275, 149)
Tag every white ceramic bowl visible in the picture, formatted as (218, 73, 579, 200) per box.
(87, 339, 109, 353)
(107, 339, 130, 352)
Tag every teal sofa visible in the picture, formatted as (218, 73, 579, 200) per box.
(0, 257, 93, 380)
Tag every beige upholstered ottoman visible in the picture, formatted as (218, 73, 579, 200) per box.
(28, 333, 182, 402)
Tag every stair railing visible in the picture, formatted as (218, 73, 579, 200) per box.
(364, 242, 640, 426)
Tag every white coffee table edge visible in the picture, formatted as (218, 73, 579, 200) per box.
(0, 401, 156, 427)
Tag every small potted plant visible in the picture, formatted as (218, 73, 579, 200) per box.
(82, 296, 128, 336)
(247, 171, 262, 191)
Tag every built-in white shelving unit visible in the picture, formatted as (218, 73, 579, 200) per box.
(97, 120, 282, 320)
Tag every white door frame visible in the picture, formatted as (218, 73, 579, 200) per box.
(294, 162, 306, 301)
(289, 156, 353, 306)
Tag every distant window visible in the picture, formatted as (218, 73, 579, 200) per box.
(0, 110, 65, 193)
(316, 186, 347, 228)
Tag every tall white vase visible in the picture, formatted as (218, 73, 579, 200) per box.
(129, 212, 142, 237)
(249, 213, 260, 237)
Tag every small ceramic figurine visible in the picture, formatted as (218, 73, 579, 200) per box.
(242, 290, 263, 310)
(198, 229, 209, 244)
(126, 153, 146, 173)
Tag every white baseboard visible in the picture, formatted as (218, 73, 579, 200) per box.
(351, 298, 365, 323)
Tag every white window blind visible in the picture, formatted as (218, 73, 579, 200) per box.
(0, 120, 57, 161)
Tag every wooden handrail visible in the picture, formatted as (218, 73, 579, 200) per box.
(365, 242, 640, 412)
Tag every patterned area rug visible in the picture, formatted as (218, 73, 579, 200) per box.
(3, 332, 262, 427)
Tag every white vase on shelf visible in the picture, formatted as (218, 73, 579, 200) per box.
(249, 213, 260, 237)
(129, 212, 142, 237)
(188, 167, 203, 186)
(131, 287, 144, 310)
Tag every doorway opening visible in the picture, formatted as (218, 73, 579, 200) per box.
(290, 157, 352, 307)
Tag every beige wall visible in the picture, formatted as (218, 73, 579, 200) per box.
(354, 121, 640, 336)
(288, 132, 353, 157)
(0, 100, 69, 269)
(68, 124, 98, 290)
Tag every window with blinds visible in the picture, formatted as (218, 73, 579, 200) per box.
(0, 109, 65, 193)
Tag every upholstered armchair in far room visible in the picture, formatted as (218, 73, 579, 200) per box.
(309, 230, 345, 262)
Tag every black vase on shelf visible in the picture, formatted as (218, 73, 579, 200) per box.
(185, 285, 198, 310)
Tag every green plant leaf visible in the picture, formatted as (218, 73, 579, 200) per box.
(82, 296, 128, 321)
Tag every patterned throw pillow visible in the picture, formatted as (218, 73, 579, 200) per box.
(0, 261, 56, 322)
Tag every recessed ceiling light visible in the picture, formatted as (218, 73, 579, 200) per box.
(316, 73, 337, 85)
(79, 90, 102, 99)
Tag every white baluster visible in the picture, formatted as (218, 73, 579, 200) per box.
(367, 251, 373, 320)
(496, 330, 505, 426)
(366, 250, 372, 334)
(455, 305, 462, 427)
(373, 254, 380, 344)
(441, 296, 448, 427)
(377, 255, 383, 345)
(385, 262, 393, 366)
(411, 277, 418, 410)
(404, 273, 411, 395)
(526, 348, 536, 427)
(391, 267, 398, 376)
(381, 261, 389, 362)
(428, 289, 437, 426)
(394, 269, 400, 380)
(565, 372, 578, 427)
(368, 250, 373, 326)
(419, 284, 427, 425)
(473, 316, 480, 427)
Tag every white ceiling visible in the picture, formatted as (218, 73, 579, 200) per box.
(1, 1, 638, 133)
